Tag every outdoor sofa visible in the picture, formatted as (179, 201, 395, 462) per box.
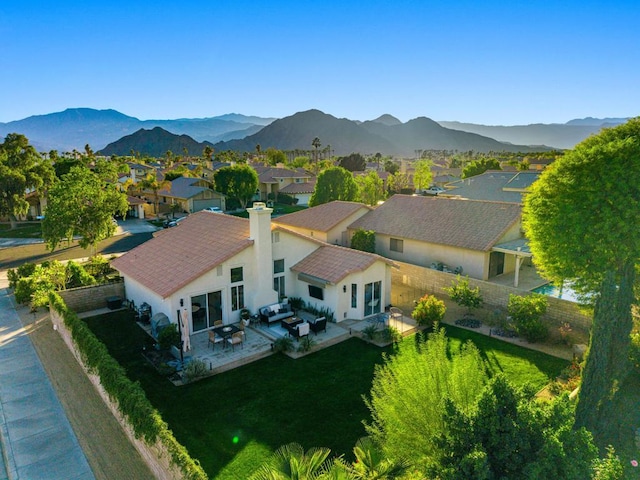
(259, 301, 295, 326)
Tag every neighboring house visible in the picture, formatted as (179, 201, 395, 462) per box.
(254, 166, 315, 203)
(273, 201, 371, 246)
(443, 170, 541, 204)
(157, 177, 226, 213)
(24, 189, 47, 220)
(125, 195, 146, 219)
(111, 205, 394, 335)
(125, 162, 156, 184)
(278, 179, 316, 206)
(347, 194, 525, 282)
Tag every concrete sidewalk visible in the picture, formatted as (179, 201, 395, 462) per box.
(0, 289, 94, 480)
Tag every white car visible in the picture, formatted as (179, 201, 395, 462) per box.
(203, 206, 223, 213)
(421, 186, 446, 196)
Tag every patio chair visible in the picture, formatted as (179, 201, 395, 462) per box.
(290, 322, 310, 341)
(213, 320, 223, 327)
(309, 317, 327, 335)
(238, 318, 250, 337)
(208, 330, 224, 349)
(227, 331, 244, 351)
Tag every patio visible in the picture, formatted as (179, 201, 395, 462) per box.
(79, 306, 420, 380)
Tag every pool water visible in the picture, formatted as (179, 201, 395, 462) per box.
(531, 283, 580, 303)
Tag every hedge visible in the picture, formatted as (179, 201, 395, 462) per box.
(49, 292, 208, 480)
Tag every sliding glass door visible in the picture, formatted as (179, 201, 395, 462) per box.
(364, 281, 381, 317)
(190, 290, 223, 332)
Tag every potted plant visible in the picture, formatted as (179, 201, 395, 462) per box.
(240, 308, 251, 321)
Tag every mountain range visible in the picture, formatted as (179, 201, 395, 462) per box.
(0, 108, 630, 156)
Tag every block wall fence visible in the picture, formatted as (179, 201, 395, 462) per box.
(391, 261, 592, 340)
(58, 281, 125, 313)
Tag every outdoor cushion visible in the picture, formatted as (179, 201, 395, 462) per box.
(268, 311, 276, 317)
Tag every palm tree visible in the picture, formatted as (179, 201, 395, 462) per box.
(250, 443, 333, 480)
(138, 172, 171, 218)
(348, 437, 409, 479)
(312, 137, 321, 174)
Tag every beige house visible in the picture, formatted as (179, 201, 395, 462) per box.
(157, 177, 226, 214)
(273, 201, 372, 246)
(348, 194, 525, 282)
(254, 166, 315, 203)
(111, 205, 394, 336)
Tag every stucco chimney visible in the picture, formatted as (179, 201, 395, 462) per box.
(247, 202, 278, 309)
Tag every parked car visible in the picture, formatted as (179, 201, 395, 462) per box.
(163, 216, 187, 228)
(203, 206, 223, 213)
(421, 186, 446, 196)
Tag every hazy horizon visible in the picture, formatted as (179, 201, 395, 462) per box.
(2, 0, 638, 125)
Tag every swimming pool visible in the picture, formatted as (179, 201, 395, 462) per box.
(531, 283, 581, 303)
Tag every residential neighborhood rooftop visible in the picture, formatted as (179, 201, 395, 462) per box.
(443, 170, 540, 203)
(274, 201, 371, 232)
(348, 194, 522, 251)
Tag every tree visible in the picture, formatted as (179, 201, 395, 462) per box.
(351, 228, 375, 253)
(461, 158, 501, 179)
(412, 294, 446, 326)
(202, 145, 214, 161)
(312, 137, 321, 174)
(266, 147, 287, 166)
(309, 167, 359, 207)
(412, 159, 432, 192)
(212, 164, 259, 209)
(384, 159, 399, 175)
(138, 172, 171, 217)
(338, 153, 366, 172)
(430, 375, 598, 480)
(444, 276, 483, 317)
(386, 172, 410, 195)
(250, 443, 333, 480)
(42, 166, 128, 252)
(522, 118, 640, 445)
(0, 133, 55, 228)
(355, 171, 385, 206)
(364, 329, 487, 469)
(507, 293, 548, 342)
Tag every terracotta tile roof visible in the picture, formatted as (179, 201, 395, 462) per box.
(126, 195, 145, 205)
(274, 201, 371, 232)
(279, 180, 316, 194)
(348, 194, 521, 251)
(111, 211, 253, 298)
(290, 245, 393, 284)
(157, 177, 213, 200)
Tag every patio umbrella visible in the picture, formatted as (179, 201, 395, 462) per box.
(180, 308, 191, 353)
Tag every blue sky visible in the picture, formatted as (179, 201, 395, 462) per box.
(1, 0, 638, 125)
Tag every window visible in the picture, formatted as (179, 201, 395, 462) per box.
(351, 284, 357, 308)
(309, 285, 324, 300)
(390, 238, 404, 253)
(231, 285, 245, 311)
(272, 231, 280, 243)
(230, 267, 243, 283)
(190, 291, 222, 332)
(273, 259, 284, 274)
(230, 267, 244, 311)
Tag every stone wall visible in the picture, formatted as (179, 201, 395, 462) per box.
(391, 261, 592, 340)
(58, 281, 125, 313)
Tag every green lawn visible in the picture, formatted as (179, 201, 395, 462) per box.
(0, 223, 42, 238)
(84, 311, 568, 479)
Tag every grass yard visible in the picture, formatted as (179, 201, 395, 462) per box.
(0, 222, 42, 238)
(84, 311, 568, 479)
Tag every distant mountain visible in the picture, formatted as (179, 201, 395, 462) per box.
(438, 117, 630, 150)
(98, 127, 210, 157)
(0, 108, 274, 152)
(371, 114, 402, 126)
(214, 109, 546, 156)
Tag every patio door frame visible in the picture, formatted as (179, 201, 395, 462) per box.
(190, 290, 223, 332)
(364, 281, 382, 317)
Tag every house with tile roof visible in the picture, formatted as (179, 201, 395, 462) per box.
(273, 201, 371, 245)
(253, 166, 315, 205)
(111, 204, 394, 335)
(442, 170, 541, 204)
(347, 194, 525, 281)
(157, 177, 226, 214)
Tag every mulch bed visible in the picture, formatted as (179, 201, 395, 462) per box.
(454, 318, 482, 328)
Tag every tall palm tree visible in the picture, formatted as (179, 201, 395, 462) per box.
(312, 137, 321, 174)
(138, 172, 171, 218)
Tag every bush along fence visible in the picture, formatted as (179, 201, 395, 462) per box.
(48, 292, 207, 480)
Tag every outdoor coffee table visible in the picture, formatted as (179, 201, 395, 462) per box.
(281, 317, 302, 330)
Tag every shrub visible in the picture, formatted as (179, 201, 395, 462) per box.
(157, 324, 180, 350)
(381, 326, 402, 344)
(507, 293, 548, 343)
(412, 294, 446, 326)
(362, 324, 380, 342)
(273, 336, 294, 353)
(297, 335, 316, 353)
(630, 332, 640, 374)
(444, 275, 483, 316)
(183, 359, 209, 382)
(351, 228, 376, 253)
(66, 261, 97, 288)
(7, 262, 36, 288)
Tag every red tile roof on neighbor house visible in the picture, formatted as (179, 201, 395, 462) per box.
(274, 201, 371, 232)
(279, 180, 316, 194)
(111, 211, 253, 298)
(290, 245, 394, 284)
(348, 194, 522, 251)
